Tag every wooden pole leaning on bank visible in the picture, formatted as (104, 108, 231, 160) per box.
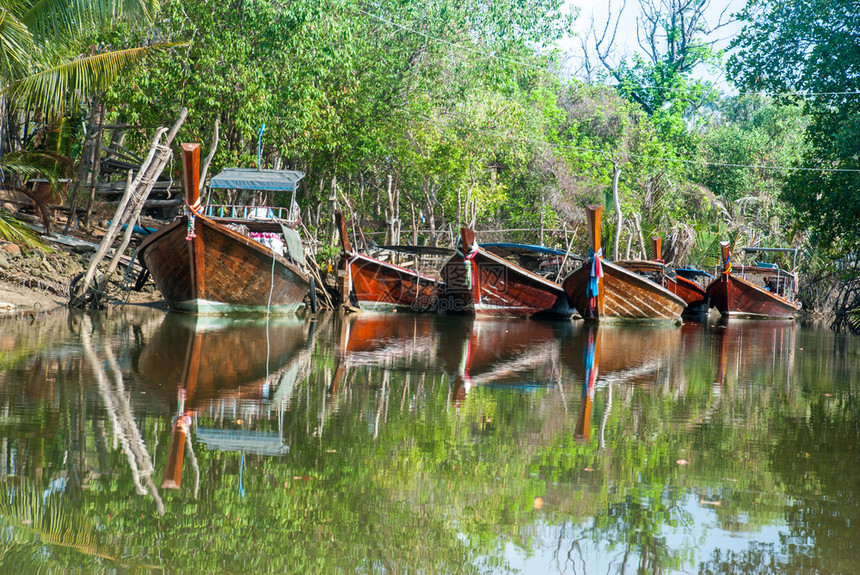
(69, 108, 188, 309)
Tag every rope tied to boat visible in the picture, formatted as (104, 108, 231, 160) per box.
(185, 197, 202, 240)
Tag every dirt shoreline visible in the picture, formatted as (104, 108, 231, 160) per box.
(0, 278, 66, 311)
(0, 239, 165, 313)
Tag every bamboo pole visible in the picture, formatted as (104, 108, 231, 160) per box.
(70, 108, 188, 308)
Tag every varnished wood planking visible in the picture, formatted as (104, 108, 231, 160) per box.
(440, 247, 572, 318)
(138, 214, 309, 313)
(342, 254, 442, 311)
(563, 260, 685, 322)
(707, 274, 800, 319)
(666, 275, 709, 314)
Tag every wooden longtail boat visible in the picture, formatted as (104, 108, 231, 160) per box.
(438, 228, 574, 319)
(561, 206, 685, 322)
(616, 236, 710, 317)
(706, 242, 801, 319)
(136, 143, 311, 315)
(334, 210, 444, 312)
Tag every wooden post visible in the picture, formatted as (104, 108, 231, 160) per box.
(460, 227, 480, 306)
(652, 236, 662, 261)
(585, 204, 604, 318)
(98, 111, 188, 294)
(182, 143, 204, 300)
(334, 210, 352, 305)
(334, 210, 352, 253)
(70, 109, 188, 307)
(586, 205, 603, 256)
(84, 102, 106, 227)
(182, 143, 201, 208)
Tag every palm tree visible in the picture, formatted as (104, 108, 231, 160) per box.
(1, 0, 165, 114)
(0, 0, 177, 243)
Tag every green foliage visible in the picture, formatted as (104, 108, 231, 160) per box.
(0, 0, 171, 116)
(0, 485, 120, 568)
(693, 94, 809, 245)
(728, 0, 860, 260)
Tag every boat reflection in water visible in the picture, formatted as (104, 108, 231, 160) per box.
(575, 326, 600, 442)
(331, 312, 446, 394)
(331, 313, 571, 404)
(563, 323, 683, 387)
(444, 318, 571, 403)
(134, 313, 312, 490)
(710, 317, 797, 386)
(562, 322, 685, 446)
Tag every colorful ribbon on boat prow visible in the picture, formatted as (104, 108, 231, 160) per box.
(722, 253, 731, 274)
(587, 247, 603, 314)
(457, 240, 479, 290)
(185, 197, 203, 240)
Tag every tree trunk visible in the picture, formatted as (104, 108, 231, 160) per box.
(84, 102, 106, 228)
(611, 162, 622, 261)
(65, 102, 101, 232)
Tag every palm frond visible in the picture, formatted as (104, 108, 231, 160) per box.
(0, 484, 118, 562)
(0, 7, 35, 79)
(0, 208, 53, 250)
(4, 149, 72, 177)
(22, 0, 160, 41)
(849, 308, 860, 332)
(3, 42, 183, 115)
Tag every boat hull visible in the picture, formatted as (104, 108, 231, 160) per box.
(138, 215, 310, 315)
(339, 252, 442, 312)
(563, 259, 685, 322)
(666, 275, 709, 316)
(706, 273, 800, 319)
(439, 249, 573, 319)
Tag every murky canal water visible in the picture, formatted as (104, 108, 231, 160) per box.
(1, 307, 858, 573)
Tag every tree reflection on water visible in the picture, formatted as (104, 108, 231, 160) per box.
(0, 309, 856, 573)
